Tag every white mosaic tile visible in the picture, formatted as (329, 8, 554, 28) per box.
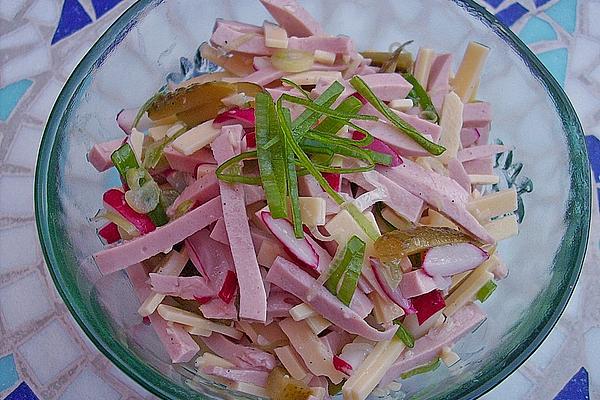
(568, 36, 600, 75)
(27, 78, 64, 123)
(0, 0, 27, 20)
(590, 63, 600, 86)
(565, 77, 600, 128)
(0, 175, 34, 216)
(525, 327, 568, 371)
(564, 276, 583, 319)
(59, 41, 95, 80)
(584, 327, 600, 383)
(106, 363, 149, 398)
(24, 0, 61, 26)
(0, 223, 39, 272)
(588, 3, 600, 39)
(59, 367, 122, 400)
(0, 24, 41, 51)
(0, 270, 53, 331)
(481, 370, 532, 400)
(0, 45, 51, 87)
(19, 319, 83, 385)
(5, 123, 43, 169)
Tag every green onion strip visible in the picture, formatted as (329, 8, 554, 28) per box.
(324, 235, 366, 306)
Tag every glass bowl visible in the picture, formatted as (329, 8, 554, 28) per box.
(35, 0, 591, 399)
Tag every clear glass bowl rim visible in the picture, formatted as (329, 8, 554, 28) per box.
(34, 1, 591, 399)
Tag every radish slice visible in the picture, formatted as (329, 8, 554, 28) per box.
(98, 222, 120, 244)
(338, 342, 373, 371)
(245, 131, 256, 148)
(323, 173, 341, 192)
(352, 131, 403, 167)
(194, 296, 213, 305)
(422, 243, 489, 277)
(218, 270, 238, 304)
(370, 258, 415, 313)
(333, 355, 353, 376)
(411, 290, 446, 325)
(213, 107, 256, 128)
(260, 211, 319, 269)
(103, 189, 156, 234)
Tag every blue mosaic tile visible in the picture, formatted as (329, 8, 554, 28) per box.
(535, 0, 553, 7)
(495, 2, 529, 27)
(91, 0, 123, 19)
(585, 135, 600, 183)
(537, 47, 568, 86)
(5, 382, 39, 400)
(0, 79, 33, 122)
(0, 354, 19, 392)
(51, 0, 93, 45)
(484, 0, 505, 8)
(554, 368, 590, 400)
(545, 0, 578, 33)
(519, 16, 558, 44)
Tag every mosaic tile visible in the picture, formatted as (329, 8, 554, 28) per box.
(537, 47, 568, 85)
(583, 328, 600, 383)
(484, 0, 505, 8)
(585, 135, 600, 183)
(496, 2, 529, 26)
(24, 0, 61, 27)
(0, 354, 19, 392)
(5, 381, 39, 400)
(91, 0, 124, 19)
(554, 367, 590, 400)
(526, 327, 567, 370)
(534, 0, 552, 7)
(0, 47, 51, 87)
(0, 176, 34, 216)
(0, 224, 39, 273)
(519, 16, 558, 44)
(26, 78, 63, 123)
(545, 0, 578, 33)
(0, 80, 33, 122)
(59, 368, 121, 400)
(589, 3, 600, 39)
(481, 370, 532, 399)
(5, 124, 43, 170)
(0, 25, 42, 52)
(0, 271, 53, 332)
(51, 0, 93, 45)
(18, 320, 83, 385)
(0, 0, 28, 20)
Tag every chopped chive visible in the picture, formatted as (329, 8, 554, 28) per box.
(400, 358, 441, 379)
(133, 91, 162, 128)
(291, 81, 344, 136)
(314, 95, 363, 135)
(349, 75, 446, 156)
(280, 78, 312, 99)
(148, 202, 168, 226)
(282, 94, 377, 122)
(476, 280, 497, 303)
(111, 143, 139, 177)
(325, 235, 366, 306)
(282, 108, 303, 238)
(143, 125, 187, 169)
(393, 320, 415, 348)
(215, 150, 262, 185)
(403, 73, 439, 123)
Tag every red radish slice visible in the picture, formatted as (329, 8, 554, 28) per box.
(333, 355, 353, 375)
(213, 107, 256, 128)
(370, 258, 416, 313)
(352, 131, 403, 167)
(103, 189, 156, 234)
(142, 316, 151, 325)
(422, 243, 489, 277)
(338, 342, 373, 370)
(98, 222, 121, 244)
(218, 271, 238, 304)
(245, 131, 256, 148)
(260, 211, 319, 269)
(411, 290, 446, 325)
(350, 92, 367, 105)
(194, 296, 213, 305)
(323, 173, 341, 192)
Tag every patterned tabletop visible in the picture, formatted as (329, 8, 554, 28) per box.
(0, 0, 598, 399)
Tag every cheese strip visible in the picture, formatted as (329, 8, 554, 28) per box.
(314, 49, 336, 65)
(381, 207, 412, 230)
(264, 21, 288, 48)
(157, 304, 244, 340)
(129, 128, 144, 165)
(444, 256, 499, 316)
(437, 92, 464, 163)
(148, 124, 171, 141)
(305, 315, 331, 335)
(484, 214, 519, 242)
(185, 326, 214, 337)
(298, 197, 326, 226)
(468, 174, 499, 185)
(453, 42, 490, 102)
(137, 250, 188, 317)
(289, 303, 318, 321)
(195, 352, 235, 369)
(342, 338, 406, 400)
(369, 292, 404, 325)
(229, 381, 269, 397)
(413, 48, 436, 88)
(468, 188, 518, 222)
(172, 120, 220, 156)
(427, 209, 459, 230)
(274, 346, 309, 380)
(389, 98, 413, 112)
(282, 70, 342, 86)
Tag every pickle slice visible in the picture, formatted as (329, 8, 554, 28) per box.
(266, 367, 313, 400)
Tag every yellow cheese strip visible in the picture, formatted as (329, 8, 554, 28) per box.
(274, 346, 308, 380)
(305, 315, 331, 335)
(413, 48, 436, 88)
(282, 70, 342, 86)
(148, 124, 171, 141)
(468, 174, 500, 185)
(314, 49, 336, 65)
(342, 338, 406, 400)
(185, 325, 214, 337)
(157, 304, 243, 340)
(171, 119, 220, 156)
(325, 209, 373, 249)
(129, 128, 145, 165)
(165, 121, 186, 138)
(195, 352, 235, 369)
(484, 214, 519, 242)
(289, 303, 318, 321)
(229, 381, 269, 397)
(427, 209, 459, 230)
(369, 292, 404, 325)
(453, 42, 490, 102)
(468, 188, 518, 222)
(437, 92, 464, 163)
(137, 250, 188, 317)
(444, 257, 497, 316)
(449, 271, 470, 293)
(440, 346, 460, 367)
(264, 21, 288, 49)
(381, 207, 412, 230)
(389, 98, 414, 112)
(289, 197, 326, 227)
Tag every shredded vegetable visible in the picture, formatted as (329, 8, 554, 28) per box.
(476, 279, 497, 302)
(400, 358, 442, 379)
(393, 320, 416, 348)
